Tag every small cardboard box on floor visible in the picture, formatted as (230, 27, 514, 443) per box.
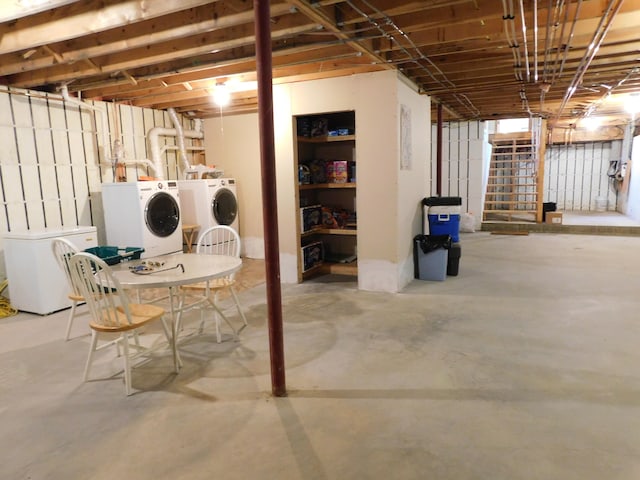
(545, 212, 563, 224)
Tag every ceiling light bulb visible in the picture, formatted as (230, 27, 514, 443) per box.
(212, 84, 231, 107)
(624, 94, 640, 115)
(582, 117, 601, 131)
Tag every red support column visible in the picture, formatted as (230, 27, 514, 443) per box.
(436, 103, 443, 196)
(254, 0, 286, 396)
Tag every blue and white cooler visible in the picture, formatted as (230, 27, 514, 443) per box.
(422, 196, 462, 242)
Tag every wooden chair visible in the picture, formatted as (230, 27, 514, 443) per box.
(180, 225, 248, 343)
(51, 237, 85, 340)
(69, 252, 178, 396)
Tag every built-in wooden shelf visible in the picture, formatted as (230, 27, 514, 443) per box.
(297, 135, 355, 143)
(301, 228, 357, 237)
(299, 183, 356, 190)
(302, 261, 358, 278)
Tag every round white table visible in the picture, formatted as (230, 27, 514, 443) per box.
(111, 252, 242, 369)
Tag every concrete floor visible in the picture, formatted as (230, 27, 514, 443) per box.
(562, 210, 640, 227)
(2, 232, 640, 479)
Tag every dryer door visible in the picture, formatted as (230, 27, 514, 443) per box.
(211, 188, 238, 226)
(145, 192, 180, 237)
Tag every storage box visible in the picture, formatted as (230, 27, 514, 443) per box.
(311, 118, 328, 137)
(300, 205, 322, 232)
(302, 241, 324, 272)
(84, 246, 144, 265)
(545, 212, 563, 224)
(326, 161, 348, 183)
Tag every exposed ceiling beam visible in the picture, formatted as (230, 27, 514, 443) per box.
(0, 0, 83, 23)
(0, 0, 219, 55)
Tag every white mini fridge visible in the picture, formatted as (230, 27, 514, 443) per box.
(3, 226, 98, 315)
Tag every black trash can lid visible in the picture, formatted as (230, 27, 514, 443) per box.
(422, 196, 462, 207)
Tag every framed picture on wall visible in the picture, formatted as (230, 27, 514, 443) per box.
(400, 104, 412, 170)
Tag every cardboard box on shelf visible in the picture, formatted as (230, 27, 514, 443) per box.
(302, 241, 324, 272)
(300, 205, 322, 232)
(326, 160, 348, 183)
(545, 212, 563, 224)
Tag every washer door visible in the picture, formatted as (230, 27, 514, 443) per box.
(145, 192, 180, 237)
(211, 188, 238, 226)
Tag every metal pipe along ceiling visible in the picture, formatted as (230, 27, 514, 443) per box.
(519, 0, 530, 82)
(556, 0, 624, 119)
(342, 0, 480, 117)
(554, 0, 583, 84)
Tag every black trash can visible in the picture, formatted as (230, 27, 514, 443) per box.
(447, 242, 462, 276)
(413, 234, 452, 281)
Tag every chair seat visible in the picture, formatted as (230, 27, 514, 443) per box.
(69, 293, 84, 302)
(181, 278, 235, 291)
(89, 304, 165, 333)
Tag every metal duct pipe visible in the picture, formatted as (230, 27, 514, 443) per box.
(148, 127, 175, 180)
(167, 108, 190, 173)
(147, 125, 204, 180)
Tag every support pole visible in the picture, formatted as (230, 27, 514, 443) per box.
(436, 103, 443, 196)
(254, 0, 286, 396)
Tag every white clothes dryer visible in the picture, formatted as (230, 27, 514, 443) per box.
(102, 181, 183, 258)
(211, 178, 239, 231)
(178, 178, 239, 247)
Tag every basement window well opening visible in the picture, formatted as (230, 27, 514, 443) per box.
(497, 118, 530, 134)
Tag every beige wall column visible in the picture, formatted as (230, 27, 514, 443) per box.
(204, 70, 431, 292)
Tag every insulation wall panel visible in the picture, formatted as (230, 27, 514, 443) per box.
(545, 141, 619, 211)
(430, 120, 486, 227)
(0, 87, 198, 279)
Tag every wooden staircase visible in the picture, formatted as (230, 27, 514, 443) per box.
(483, 133, 544, 223)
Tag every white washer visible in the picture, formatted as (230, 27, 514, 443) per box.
(178, 178, 239, 240)
(102, 181, 183, 258)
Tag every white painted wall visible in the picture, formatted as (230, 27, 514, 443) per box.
(396, 79, 431, 290)
(204, 70, 430, 292)
(203, 112, 263, 258)
(0, 87, 198, 280)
